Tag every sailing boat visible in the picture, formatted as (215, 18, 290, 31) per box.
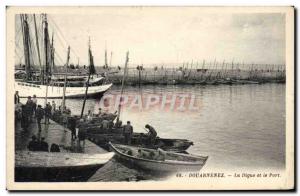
(15, 14, 112, 98)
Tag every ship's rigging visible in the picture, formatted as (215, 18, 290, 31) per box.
(16, 14, 82, 82)
(14, 13, 113, 99)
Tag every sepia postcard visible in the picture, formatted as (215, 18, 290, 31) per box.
(6, 6, 294, 190)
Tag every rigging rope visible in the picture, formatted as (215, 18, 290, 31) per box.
(48, 16, 81, 63)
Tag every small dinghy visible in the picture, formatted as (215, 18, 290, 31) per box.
(15, 151, 114, 182)
(109, 142, 208, 173)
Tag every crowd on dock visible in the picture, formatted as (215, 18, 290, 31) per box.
(15, 91, 55, 132)
(14, 91, 88, 151)
(15, 90, 158, 152)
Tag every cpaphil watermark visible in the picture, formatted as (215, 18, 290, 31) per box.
(98, 93, 202, 113)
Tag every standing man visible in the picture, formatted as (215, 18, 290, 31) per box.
(51, 101, 56, 116)
(21, 105, 29, 131)
(123, 121, 133, 145)
(32, 95, 37, 117)
(145, 124, 157, 146)
(14, 91, 20, 104)
(69, 117, 77, 140)
(44, 102, 52, 124)
(52, 101, 56, 113)
(36, 105, 44, 132)
(77, 119, 87, 147)
(26, 96, 33, 123)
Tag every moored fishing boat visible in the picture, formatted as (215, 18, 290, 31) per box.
(15, 14, 113, 99)
(87, 131, 193, 152)
(109, 142, 208, 173)
(15, 81, 112, 98)
(15, 151, 114, 182)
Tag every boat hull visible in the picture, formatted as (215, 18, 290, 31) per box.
(109, 143, 208, 173)
(15, 81, 112, 98)
(15, 164, 101, 182)
(15, 151, 115, 182)
(86, 132, 193, 153)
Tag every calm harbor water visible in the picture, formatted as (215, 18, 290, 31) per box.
(22, 83, 285, 179)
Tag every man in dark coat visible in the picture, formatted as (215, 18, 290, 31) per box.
(21, 105, 29, 131)
(50, 143, 60, 152)
(77, 119, 87, 147)
(145, 124, 157, 146)
(44, 103, 52, 124)
(123, 121, 133, 145)
(35, 105, 44, 132)
(68, 117, 77, 140)
(27, 135, 39, 151)
(26, 96, 34, 123)
(32, 95, 37, 117)
(39, 137, 49, 152)
(14, 91, 20, 104)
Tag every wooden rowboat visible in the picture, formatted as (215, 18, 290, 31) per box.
(15, 151, 114, 182)
(109, 142, 208, 173)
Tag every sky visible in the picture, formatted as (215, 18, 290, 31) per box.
(15, 7, 286, 67)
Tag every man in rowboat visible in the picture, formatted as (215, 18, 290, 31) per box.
(145, 124, 157, 146)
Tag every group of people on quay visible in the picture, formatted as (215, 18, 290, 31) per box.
(15, 90, 159, 152)
(15, 91, 56, 132)
(14, 91, 82, 151)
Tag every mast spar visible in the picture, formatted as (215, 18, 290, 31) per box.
(80, 38, 93, 118)
(43, 14, 50, 106)
(51, 33, 55, 72)
(20, 14, 31, 81)
(33, 14, 42, 72)
(104, 43, 108, 68)
(116, 51, 129, 123)
(62, 46, 70, 112)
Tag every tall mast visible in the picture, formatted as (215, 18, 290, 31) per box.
(116, 51, 129, 123)
(20, 14, 31, 81)
(80, 38, 93, 118)
(44, 14, 50, 80)
(51, 33, 55, 72)
(33, 14, 42, 72)
(43, 14, 50, 106)
(104, 44, 108, 68)
(62, 46, 70, 111)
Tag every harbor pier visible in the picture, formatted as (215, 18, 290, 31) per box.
(15, 112, 149, 182)
(15, 118, 105, 154)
